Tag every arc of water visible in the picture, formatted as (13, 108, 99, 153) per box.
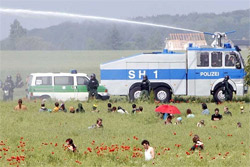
(0, 8, 202, 33)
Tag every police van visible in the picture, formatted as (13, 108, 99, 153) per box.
(100, 32, 248, 102)
(27, 71, 109, 101)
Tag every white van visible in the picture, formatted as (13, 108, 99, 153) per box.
(27, 71, 109, 101)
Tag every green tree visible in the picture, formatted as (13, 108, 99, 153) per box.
(244, 50, 250, 86)
(9, 19, 27, 39)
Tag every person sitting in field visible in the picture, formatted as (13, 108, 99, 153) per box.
(69, 106, 75, 113)
(91, 104, 100, 113)
(107, 103, 112, 113)
(65, 138, 77, 152)
(53, 102, 60, 112)
(132, 104, 137, 114)
(223, 106, 232, 116)
(138, 106, 143, 113)
(14, 99, 27, 111)
(190, 135, 204, 151)
(76, 103, 85, 113)
(197, 120, 205, 127)
(240, 106, 245, 114)
(186, 109, 195, 118)
(211, 108, 222, 121)
(141, 140, 155, 161)
(111, 106, 117, 112)
(237, 122, 241, 128)
(174, 117, 182, 125)
(165, 115, 173, 125)
(59, 103, 67, 112)
(39, 103, 48, 112)
(117, 106, 128, 114)
(88, 118, 103, 129)
(201, 103, 210, 115)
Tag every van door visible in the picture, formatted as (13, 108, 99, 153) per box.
(194, 51, 212, 96)
(224, 52, 244, 79)
(54, 76, 75, 101)
(76, 76, 89, 101)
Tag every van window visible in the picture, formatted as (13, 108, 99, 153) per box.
(35, 76, 52, 85)
(225, 53, 236, 67)
(197, 52, 209, 67)
(54, 76, 73, 85)
(211, 52, 222, 67)
(77, 77, 89, 85)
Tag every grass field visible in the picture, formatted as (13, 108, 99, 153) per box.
(0, 50, 249, 166)
(0, 100, 249, 166)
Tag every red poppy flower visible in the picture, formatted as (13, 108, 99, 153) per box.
(173, 132, 176, 135)
(52, 152, 54, 155)
(87, 147, 92, 152)
(186, 152, 190, 155)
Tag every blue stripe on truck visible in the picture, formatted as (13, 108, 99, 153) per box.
(101, 69, 245, 80)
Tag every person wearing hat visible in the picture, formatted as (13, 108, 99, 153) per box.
(87, 73, 99, 100)
(140, 75, 151, 100)
(240, 106, 245, 114)
(222, 75, 231, 101)
(2, 75, 15, 100)
(91, 104, 99, 113)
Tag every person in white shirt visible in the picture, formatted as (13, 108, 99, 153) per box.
(117, 106, 128, 114)
(141, 140, 155, 161)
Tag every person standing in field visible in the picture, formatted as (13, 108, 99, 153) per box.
(140, 75, 151, 100)
(14, 99, 27, 110)
(141, 140, 155, 161)
(87, 73, 99, 99)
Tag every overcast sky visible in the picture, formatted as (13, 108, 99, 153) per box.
(0, 0, 249, 39)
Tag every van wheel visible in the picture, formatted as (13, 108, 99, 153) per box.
(213, 87, 233, 103)
(154, 87, 171, 103)
(129, 86, 141, 101)
(40, 95, 51, 100)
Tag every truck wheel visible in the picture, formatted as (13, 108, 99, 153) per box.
(40, 95, 51, 100)
(213, 87, 233, 103)
(154, 87, 171, 103)
(129, 86, 141, 101)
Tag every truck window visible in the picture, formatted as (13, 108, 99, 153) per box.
(211, 52, 222, 67)
(35, 76, 52, 85)
(197, 52, 209, 67)
(54, 76, 73, 85)
(225, 53, 236, 67)
(77, 77, 89, 85)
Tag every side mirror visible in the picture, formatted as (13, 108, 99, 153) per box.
(235, 62, 241, 69)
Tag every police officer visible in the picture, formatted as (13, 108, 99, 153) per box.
(87, 73, 99, 99)
(2, 75, 15, 100)
(140, 75, 151, 100)
(222, 75, 231, 101)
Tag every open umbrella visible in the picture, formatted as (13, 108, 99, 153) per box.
(155, 104, 181, 114)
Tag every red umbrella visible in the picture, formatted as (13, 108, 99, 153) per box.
(155, 105, 181, 114)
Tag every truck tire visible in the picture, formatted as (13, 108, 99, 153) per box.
(154, 87, 171, 103)
(40, 95, 51, 100)
(129, 86, 141, 101)
(213, 87, 233, 103)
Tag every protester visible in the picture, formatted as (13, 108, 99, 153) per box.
(76, 103, 85, 113)
(14, 99, 27, 110)
(140, 75, 151, 100)
(138, 106, 143, 113)
(69, 106, 75, 113)
(197, 120, 205, 127)
(201, 103, 210, 115)
(223, 106, 232, 116)
(59, 103, 67, 112)
(39, 103, 48, 112)
(88, 118, 103, 129)
(141, 140, 155, 161)
(211, 108, 222, 121)
(117, 106, 128, 114)
(240, 106, 245, 114)
(174, 117, 182, 125)
(132, 104, 137, 114)
(65, 138, 77, 152)
(111, 106, 117, 112)
(91, 104, 100, 113)
(190, 135, 204, 151)
(165, 115, 173, 124)
(53, 102, 60, 112)
(237, 122, 242, 128)
(186, 109, 195, 118)
(107, 103, 112, 113)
